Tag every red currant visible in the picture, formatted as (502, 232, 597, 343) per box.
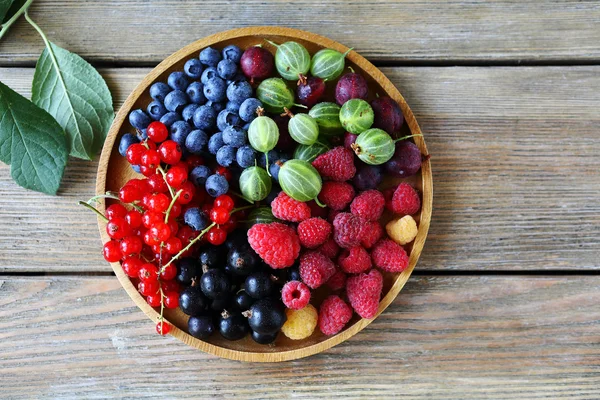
(160, 264, 177, 281)
(143, 230, 160, 246)
(207, 226, 227, 245)
(177, 226, 195, 246)
(106, 203, 127, 220)
(120, 235, 143, 257)
(215, 166, 232, 181)
(214, 194, 234, 211)
(164, 291, 179, 309)
(126, 143, 145, 165)
(149, 222, 171, 243)
(147, 173, 168, 193)
(103, 240, 122, 262)
(201, 202, 213, 216)
(121, 256, 143, 278)
(164, 237, 182, 254)
(156, 321, 171, 335)
(161, 281, 180, 293)
(125, 210, 143, 229)
(140, 165, 156, 177)
(176, 181, 195, 205)
(221, 215, 238, 233)
(210, 206, 230, 224)
(165, 165, 187, 188)
(154, 251, 173, 265)
(166, 220, 179, 237)
(169, 203, 182, 218)
(106, 217, 130, 239)
(142, 211, 163, 229)
(138, 263, 159, 282)
(147, 121, 168, 143)
(151, 243, 163, 254)
(148, 193, 170, 213)
(138, 280, 159, 296)
(146, 293, 162, 307)
(158, 140, 182, 165)
(127, 178, 151, 194)
(185, 154, 204, 168)
(141, 149, 161, 169)
(119, 185, 143, 203)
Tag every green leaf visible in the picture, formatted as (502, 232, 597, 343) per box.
(0, 0, 14, 22)
(32, 41, 114, 160)
(0, 81, 68, 195)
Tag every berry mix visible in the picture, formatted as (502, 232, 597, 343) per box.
(86, 40, 426, 344)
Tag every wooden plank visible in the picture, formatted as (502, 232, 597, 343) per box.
(1, 1, 600, 65)
(0, 66, 599, 272)
(0, 275, 599, 398)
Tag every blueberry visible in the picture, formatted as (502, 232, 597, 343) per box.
(208, 101, 225, 113)
(222, 44, 242, 63)
(216, 109, 241, 132)
(236, 145, 257, 168)
(239, 98, 263, 122)
(258, 149, 279, 168)
(200, 269, 231, 299)
(199, 46, 222, 67)
(131, 164, 142, 173)
(226, 81, 253, 104)
(353, 164, 383, 191)
(186, 81, 206, 104)
(189, 165, 211, 187)
(169, 120, 192, 146)
(136, 129, 148, 141)
(287, 267, 301, 282)
(269, 157, 289, 181)
(184, 207, 209, 231)
(118, 133, 139, 157)
(234, 290, 254, 310)
(205, 174, 229, 197)
(217, 59, 238, 80)
(207, 132, 225, 155)
(246, 298, 286, 335)
(192, 105, 217, 130)
(227, 245, 258, 276)
(184, 58, 204, 79)
(200, 66, 218, 84)
(184, 129, 208, 154)
(251, 330, 278, 345)
(216, 145, 236, 167)
(164, 89, 189, 113)
(199, 246, 226, 270)
(222, 126, 247, 148)
(245, 271, 274, 299)
(188, 315, 215, 339)
(149, 82, 171, 102)
(176, 258, 200, 286)
(181, 103, 199, 124)
(226, 101, 240, 113)
(160, 111, 182, 128)
(129, 109, 151, 130)
(146, 100, 167, 120)
(179, 286, 208, 316)
(203, 77, 227, 102)
(219, 311, 249, 341)
(167, 71, 189, 91)
(242, 122, 251, 131)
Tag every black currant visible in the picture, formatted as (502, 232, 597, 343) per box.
(244, 298, 286, 335)
(227, 244, 258, 276)
(188, 315, 215, 340)
(200, 269, 231, 299)
(219, 310, 249, 340)
(179, 286, 208, 316)
(244, 271, 275, 299)
(251, 330, 278, 345)
(234, 290, 254, 310)
(175, 258, 200, 286)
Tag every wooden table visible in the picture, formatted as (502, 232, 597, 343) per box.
(1, 1, 599, 398)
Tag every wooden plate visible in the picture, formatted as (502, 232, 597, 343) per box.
(96, 27, 432, 362)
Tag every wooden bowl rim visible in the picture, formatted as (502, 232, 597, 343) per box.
(96, 26, 432, 362)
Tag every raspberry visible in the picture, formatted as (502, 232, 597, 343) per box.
(326, 268, 347, 291)
(389, 183, 421, 215)
(332, 212, 367, 249)
(371, 239, 409, 273)
(312, 146, 356, 182)
(281, 280, 311, 310)
(346, 269, 383, 319)
(338, 246, 372, 274)
(318, 295, 353, 335)
(307, 200, 328, 219)
(350, 190, 385, 221)
(386, 215, 418, 245)
(361, 221, 384, 249)
(281, 304, 318, 340)
(297, 217, 332, 249)
(318, 181, 355, 211)
(248, 222, 301, 269)
(317, 237, 340, 259)
(271, 192, 311, 222)
(299, 251, 336, 289)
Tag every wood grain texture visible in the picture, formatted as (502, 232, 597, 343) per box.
(1, 66, 599, 272)
(0, 275, 599, 398)
(1, 1, 600, 65)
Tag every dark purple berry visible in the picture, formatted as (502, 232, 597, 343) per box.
(371, 96, 404, 137)
(297, 76, 326, 107)
(352, 164, 383, 191)
(343, 132, 358, 150)
(240, 46, 274, 82)
(384, 141, 422, 178)
(335, 73, 368, 105)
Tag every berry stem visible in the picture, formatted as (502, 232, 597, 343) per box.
(265, 152, 272, 177)
(265, 39, 279, 48)
(348, 66, 355, 73)
(393, 134, 423, 143)
(229, 190, 254, 204)
(342, 48, 354, 58)
(164, 189, 183, 223)
(77, 201, 109, 222)
(87, 192, 144, 212)
(162, 222, 217, 269)
(156, 165, 176, 198)
(231, 205, 255, 214)
(314, 198, 327, 208)
(292, 103, 308, 109)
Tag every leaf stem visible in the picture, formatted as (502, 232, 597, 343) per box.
(0, 0, 34, 41)
(78, 201, 109, 222)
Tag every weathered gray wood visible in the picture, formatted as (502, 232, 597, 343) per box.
(0, 66, 598, 272)
(1, 1, 600, 65)
(0, 276, 598, 399)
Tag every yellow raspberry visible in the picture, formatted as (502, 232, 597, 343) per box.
(281, 304, 318, 340)
(386, 215, 418, 245)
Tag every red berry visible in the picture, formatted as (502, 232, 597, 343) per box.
(148, 193, 170, 213)
(185, 154, 204, 168)
(338, 246, 371, 274)
(318, 181, 355, 211)
(215, 166, 232, 181)
(156, 321, 171, 335)
(149, 222, 171, 243)
(158, 140, 182, 165)
(166, 220, 179, 237)
(106, 217, 130, 239)
(361, 221, 384, 249)
(154, 251, 173, 265)
(177, 226, 195, 245)
(281, 281, 311, 310)
(221, 215, 237, 233)
(160, 264, 177, 280)
(143, 140, 157, 150)
(332, 212, 368, 249)
(165, 165, 187, 188)
(138, 263, 159, 282)
(271, 192, 311, 222)
(119, 185, 142, 203)
(164, 291, 179, 309)
(169, 202, 182, 218)
(125, 210, 143, 229)
(389, 183, 421, 216)
(138, 280, 159, 296)
(121, 256, 143, 277)
(176, 181, 195, 205)
(210, 206, 230, 224)
(319, 295, 353, 336)
(142, 211, 163, 229)
(299, 251, 336, 289)
(143, 230, 160, 246)
(214, 194, 234, 211)
(161, 280, 180, 293)
(247, 222, 301, 269)
(150, 243, 163, 254)
(127, 178, 151, 194)
(350, 190, 385, 221)
(346, 269, 383, 319)
(297, 76, 325, 107)
(105, 204, 127, 220)
(141, 149, 161, 169)
(147, 173, 169, 193)
(318, 237, 340, 259)
(240, 46, 274, 81)
(126, 143, 145, 165)
(335, 72, 368, 105)
(297, 217, 332, 249)
(146, 293, 162, 307)
(174, 160, 190, 173)
(326, 268, 347, 291)
(103, 240, 122, 262)
(371, 239, 409, 273)
(120, 235, 143, 257)
(139, 165, 156, 177)
(207, 226, 227, 245)
(147, 121, 169, 143)
(312, 146, 356, 182)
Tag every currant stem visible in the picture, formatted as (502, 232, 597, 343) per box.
(87, 193, 144, 212)
(394, 134, 423, 143)
(0, 0, 34, 41)
(78, 201, 109, 222)
(156, 165, 176, 198)
(164, 189, 183, 223)
(162, 222, 217, 269)
(229, 190, 254, 204)
(231, 205, 255, 214)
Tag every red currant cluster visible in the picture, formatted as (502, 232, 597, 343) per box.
(97, 121, 244, 335)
